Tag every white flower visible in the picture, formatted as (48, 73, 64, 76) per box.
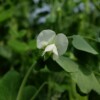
(37, 29, 68, 60)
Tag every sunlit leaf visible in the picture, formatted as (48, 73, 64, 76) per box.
(8, 39, 29, 53)
(56, 56, 78, 72)
(9, 30, 27, 39)
(72, 67, 100, 94)
(72, 35, 98, 55)
(0, 8, 14, 22)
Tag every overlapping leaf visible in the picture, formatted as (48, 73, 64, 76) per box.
(56, 56, 78, 72)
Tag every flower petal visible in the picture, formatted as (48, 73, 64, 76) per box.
(42, 44, 58, 56)
(37, 30, 56, 49)
(55, 34, 68, 55)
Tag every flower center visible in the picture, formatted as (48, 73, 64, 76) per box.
(42, 44, 58, 56)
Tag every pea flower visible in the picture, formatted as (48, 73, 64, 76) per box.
(37, 30, 68, 60)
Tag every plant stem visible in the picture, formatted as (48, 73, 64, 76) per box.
(68, 36, 73, 39)
(69, 78, 77, 100)
(30, 82, 47, 100)
(83, 36, 99, 42)
(16, 61, 37, 100)
(47, 76, 51, 100)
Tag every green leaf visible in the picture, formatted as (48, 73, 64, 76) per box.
(72, 68, 100, 94)
(46, 13, 56, 23)
(28, 40, 37, 50)
(0, 45, 12, 59)
(0, 70, 21, 100)
(18, 30, 27, 38)
(72, 35, 98, 55)
(22, 86, 36, 100)
(0, 8, 14, 22)
(8, 39, 29, 53)
(9, 30, 26, 39)
(55, 56, 78, 72)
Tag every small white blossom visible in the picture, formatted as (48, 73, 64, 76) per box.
(37, 29, 68, 60)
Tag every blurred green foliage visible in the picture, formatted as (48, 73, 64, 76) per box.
(0, 0, 100, 100)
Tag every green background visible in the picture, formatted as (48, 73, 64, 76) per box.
(0, 0, 100, 100)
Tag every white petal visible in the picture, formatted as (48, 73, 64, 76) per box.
(55, 34, 68, 55)
(37, 30, 56, 49)
(52, 44, 58, 56)
(42, 44, 58, 56)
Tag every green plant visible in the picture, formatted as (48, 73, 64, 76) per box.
(0, 0, 100, 100)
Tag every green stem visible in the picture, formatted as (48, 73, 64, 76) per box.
(69, 78, 77, 100)
(68, 36, 73, 39)
(47, 76, 51, 100)
(83, 36, 99, 42)
(16, 61, 37, 100)
(30, 82, 47, 100)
